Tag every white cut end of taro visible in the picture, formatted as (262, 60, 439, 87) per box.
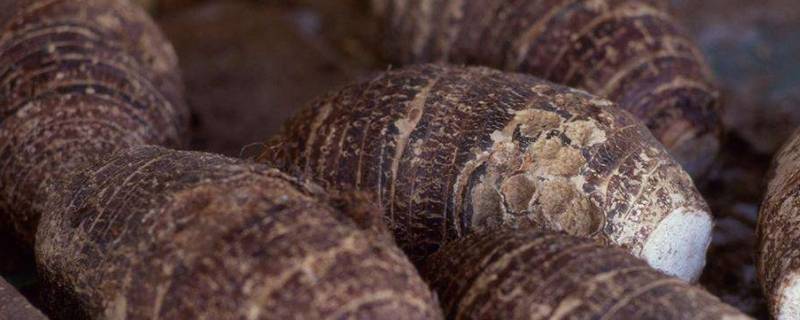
(777, 273, 800, 320)
(641, 208, 713, 282)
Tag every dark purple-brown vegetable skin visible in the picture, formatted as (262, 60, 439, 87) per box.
(757, 129, 800, 320)
(0, 277, 47, 320)
(262, 64, 713, 282)
(0, 0, 189, 245)
(369, 0, 721, 177)
(422, 228, 750, 320)
(36, 145, 443, 319)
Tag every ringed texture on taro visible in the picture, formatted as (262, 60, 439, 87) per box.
(263, 64, 713, 282)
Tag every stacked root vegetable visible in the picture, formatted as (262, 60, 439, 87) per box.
(0, 0, 792, 319)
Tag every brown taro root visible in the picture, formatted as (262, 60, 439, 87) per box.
(262, 64, 712, 282)
(0, 0, 188, 244)
(36, 146, 442, 319)
(369, 0, 721, 177)
(422, 228, 750, 320)
(756, 129, 800, 319)
(0, 277, 47, 320)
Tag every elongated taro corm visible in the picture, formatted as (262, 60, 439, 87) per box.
(262, 64, 712, 282)
(0, 0, 189, 244)
(0, 277, 47, 320)
(422, 228, 750, 320)
(370, 0, 721, 176)
(757, 129, 800, 320)
(36, 146, 443, 319)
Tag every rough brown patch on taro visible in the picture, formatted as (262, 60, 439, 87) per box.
(472, 106, 607, 238)
(498, 174, 535, 214)
(469, 179, 505, 230)
(565, 119, 608, 146)
(421, 229, 751, 320)
(264, 64, 712, 282)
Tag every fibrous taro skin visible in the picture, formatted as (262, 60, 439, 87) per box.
(422, 228, 751, 320)
(0, 277, 47, 320)
(369, 0, 721, 177)
(36, 145, 443, 319)
(757, 129, 800, 320)
(0, 0, 189, 244)
(262, 64, 713, 282)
